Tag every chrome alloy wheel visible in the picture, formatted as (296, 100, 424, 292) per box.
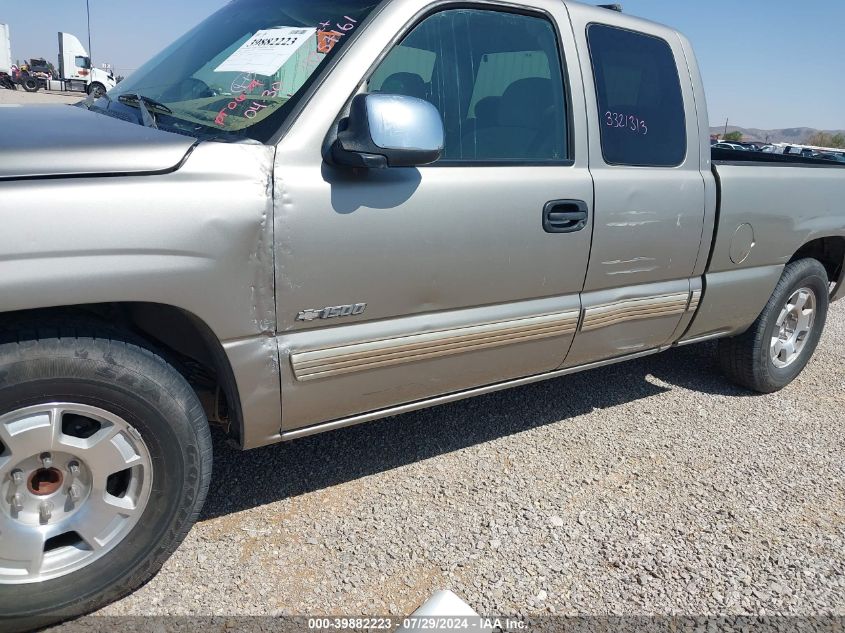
(770, 287, 817, 369)
(0, 404, 152, 584)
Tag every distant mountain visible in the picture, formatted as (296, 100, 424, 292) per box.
(709, 125, 845, 144)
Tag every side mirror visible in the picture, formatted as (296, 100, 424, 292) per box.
(332, 93, 444, 168)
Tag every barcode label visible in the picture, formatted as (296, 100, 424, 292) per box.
(215, 27, 316, 76)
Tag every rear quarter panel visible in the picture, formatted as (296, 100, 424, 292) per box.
(683, 162, 845, 340)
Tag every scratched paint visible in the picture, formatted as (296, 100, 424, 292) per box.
(606, 220, 660, 227)
(602, 257, 656, 266)
(605, 266, 659, 275)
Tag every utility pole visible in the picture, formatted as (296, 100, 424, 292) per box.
(724, 118, 729, 138)
(86, 0, 92, 59)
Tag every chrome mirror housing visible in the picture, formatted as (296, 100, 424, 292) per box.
(331, 93, 444, 168)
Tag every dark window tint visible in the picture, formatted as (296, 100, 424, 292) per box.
(588, 24, 686, 167)
(369, 9, 568, 162)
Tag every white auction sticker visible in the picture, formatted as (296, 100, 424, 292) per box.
(215, 27, 316, 76)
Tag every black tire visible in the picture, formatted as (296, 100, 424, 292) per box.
(0, 328, 212, 631)
(719, 258, 829, 393)
(87, 82, 106, 98)
(21, 77, 39, 93)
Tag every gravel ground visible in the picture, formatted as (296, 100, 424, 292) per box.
(71, 304, 844, 620)
(0, 89, 83, 105)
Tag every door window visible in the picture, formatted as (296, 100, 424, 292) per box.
(587, 24, 686, 167)
(367, 9, 569, 162)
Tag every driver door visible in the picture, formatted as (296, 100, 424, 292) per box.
(273, 1, 593, 431)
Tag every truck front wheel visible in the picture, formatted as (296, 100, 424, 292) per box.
(719, 258, 830, 393)
(0, 329, 212, 630)
(21, 77, 39, 93)
(87, 82, 106, 98)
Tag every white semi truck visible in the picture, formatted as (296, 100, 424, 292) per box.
(48, 32, 116, 97)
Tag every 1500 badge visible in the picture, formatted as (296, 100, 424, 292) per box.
(297, 303, 367, 322)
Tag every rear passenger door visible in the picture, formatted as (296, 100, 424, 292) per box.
(274, 2, 593, 431)
(562, 12, 706, 367)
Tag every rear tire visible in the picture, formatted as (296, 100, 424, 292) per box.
(719, 258, 829, 393)
(0, 329, 212, 631)
(21, 77, 39, 93)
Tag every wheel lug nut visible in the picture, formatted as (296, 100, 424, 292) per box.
(11, 493, 23, 513)
(11, 469, 24, 485)
(66, 461, 80, 500)
(40, 452, 53, 468)
(39, 501, 53, 523)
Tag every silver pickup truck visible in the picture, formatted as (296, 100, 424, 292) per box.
(1, 0, 843, 626)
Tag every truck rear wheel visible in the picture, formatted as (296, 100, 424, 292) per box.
(21, 77, 39, 93)
(0, 329, 212, 631)
(719, 258, 829, 393)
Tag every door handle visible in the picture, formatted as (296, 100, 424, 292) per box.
(543, 200, 589, 234)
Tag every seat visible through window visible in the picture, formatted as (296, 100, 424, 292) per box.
(366, 8, 569, 163)
(462, 78, 555, 160)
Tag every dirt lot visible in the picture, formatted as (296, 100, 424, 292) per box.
(0, 88, 83, 106)
(67, 304, 843, 620)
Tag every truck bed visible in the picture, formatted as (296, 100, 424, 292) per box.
(712, 147, 845, 167)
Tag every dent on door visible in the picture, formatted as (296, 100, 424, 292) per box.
(564, 278, 702, 368)
(563, 174, 705, 367)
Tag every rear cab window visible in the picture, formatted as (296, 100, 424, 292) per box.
(587, 24, 686, 167)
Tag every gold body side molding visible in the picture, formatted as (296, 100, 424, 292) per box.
(291, 310, 581, 382)
(581, 292, 691, 332)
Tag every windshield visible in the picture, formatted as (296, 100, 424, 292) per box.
(108, 0, 381, 142)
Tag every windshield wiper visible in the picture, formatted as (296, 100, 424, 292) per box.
(118, 93, 173, 130)
(117, 93, 173, 115)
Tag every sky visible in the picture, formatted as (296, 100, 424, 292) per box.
(1, 0, 843, 131)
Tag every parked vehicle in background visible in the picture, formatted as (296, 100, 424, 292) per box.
(714, 142, 746, 150)
(818, 153, 845, 163)
(0, 26, 56, 93)
(16, 58, 57, 92)
(1, 0, 844, 628)
(0, 23, 13, 90)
